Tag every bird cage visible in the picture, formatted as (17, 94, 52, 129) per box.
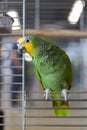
(0, 0, 87, 130)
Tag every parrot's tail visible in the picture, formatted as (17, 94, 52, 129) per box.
(53, 100, 70, 116)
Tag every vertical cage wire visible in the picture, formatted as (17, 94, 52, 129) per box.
(22, 0, 26, 130)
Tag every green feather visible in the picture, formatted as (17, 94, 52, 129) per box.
(24, 36, 73, 116)
(52, 93, 70, 116)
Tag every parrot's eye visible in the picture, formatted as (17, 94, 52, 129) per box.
(25, 36, 31, 44)
(26, 39, 29, 43)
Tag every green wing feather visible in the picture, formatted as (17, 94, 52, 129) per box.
(30, 37, 73, 116)
(36, 69, 41, 81)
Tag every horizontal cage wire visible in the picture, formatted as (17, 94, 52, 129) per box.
(0, 0, 87, 130)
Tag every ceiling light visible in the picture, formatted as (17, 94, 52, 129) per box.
(7, 10, 21, 30)
(68, 0, 85, 24)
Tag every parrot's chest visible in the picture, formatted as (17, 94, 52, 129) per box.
(34, 50, 63, 75)
(34, 56, 64, 91)
(33, 48, 72, 91)
(33, 43, 63, 71)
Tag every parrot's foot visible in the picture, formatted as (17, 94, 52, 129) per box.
(61, 89, 69, 101)
(43, 89, 51, 100)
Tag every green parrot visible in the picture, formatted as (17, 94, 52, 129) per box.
(17, 36, 73, 116)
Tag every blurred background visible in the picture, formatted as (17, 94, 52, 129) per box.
(0, 0, 87, 130)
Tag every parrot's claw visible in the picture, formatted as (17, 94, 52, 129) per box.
(43, 89, 51, 100)
(61, 89, 69, 101)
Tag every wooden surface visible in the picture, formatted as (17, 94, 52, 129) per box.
(11, 29, 87, 38)
(1, 28, 87, 38)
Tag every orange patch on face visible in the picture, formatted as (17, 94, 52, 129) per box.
(24, 41, 34, 55)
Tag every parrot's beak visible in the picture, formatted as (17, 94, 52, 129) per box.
(16, 38, 26, 53)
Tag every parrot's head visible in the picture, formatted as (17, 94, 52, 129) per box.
(17, 36, 34, 56)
